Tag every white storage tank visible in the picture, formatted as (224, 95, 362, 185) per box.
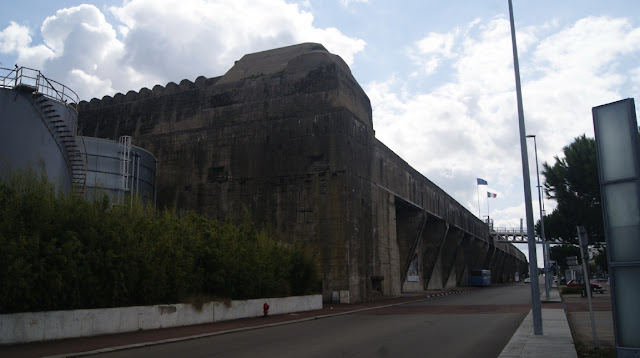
(81, 136, 157, 206)
(0, 67, 83, 193)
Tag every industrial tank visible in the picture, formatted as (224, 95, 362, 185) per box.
(1, 67, 157, 205)
(81, 136, 157, 206)
(0, 67, 83, 193)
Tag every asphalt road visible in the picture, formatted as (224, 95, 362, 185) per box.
(93, 284, 533, 358)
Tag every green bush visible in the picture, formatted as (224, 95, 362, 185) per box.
(0, 167, 320, 313)
(561, 286, 583, 295)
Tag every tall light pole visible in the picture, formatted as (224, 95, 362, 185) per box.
(527, 134, 550, 301)
(508, 0, 543, 335)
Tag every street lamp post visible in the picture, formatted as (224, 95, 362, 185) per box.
(509, 0, 542, 335)
(527, 134, 551, 301)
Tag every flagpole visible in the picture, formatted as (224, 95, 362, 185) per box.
(477, 185, 481, 218)
(486, 193, 490, 221)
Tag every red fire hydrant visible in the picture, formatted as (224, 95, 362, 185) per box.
(263, 302, 270, 317)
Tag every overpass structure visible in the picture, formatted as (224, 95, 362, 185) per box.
(78, 43, 527, 303)
(492, 227, 564, 244)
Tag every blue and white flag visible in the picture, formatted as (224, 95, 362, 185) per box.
(476, 178, 488, 185)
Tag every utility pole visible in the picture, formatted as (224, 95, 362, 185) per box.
(508, 0, 543, 335)
(527, 134, 551, 301)
(577, 226, 599, 348)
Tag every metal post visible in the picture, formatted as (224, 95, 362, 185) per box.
(477, 186, 481, 218)
(527, 135, 550, 301)
(136, 153, 140, 196)
(130, 154, 135, 207)
(508, 0, 543, 335)
(577, 226, 599, 347)
(542, 208, 552, 289)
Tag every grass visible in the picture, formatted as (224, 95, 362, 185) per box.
(574, 341, 615, 358)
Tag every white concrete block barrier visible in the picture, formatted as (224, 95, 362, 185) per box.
(0, 294, 322, 344)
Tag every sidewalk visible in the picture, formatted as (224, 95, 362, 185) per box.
(498, 283, 578, 358)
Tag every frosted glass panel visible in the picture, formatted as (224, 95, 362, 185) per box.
(607, 225, 640, 263)
(594, 101, 636, 181)
(613, 266, 640, 348)
(604, 183, 640, 261)
(605, 182, 640, 227)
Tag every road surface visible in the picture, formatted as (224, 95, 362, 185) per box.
(94, 283, 532, 358)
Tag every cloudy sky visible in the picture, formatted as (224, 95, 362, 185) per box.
(2, 0, 640, 264)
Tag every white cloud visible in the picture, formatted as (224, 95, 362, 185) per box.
(0, 0, 365, 100)
(339, 0, 370, 7)
(631, 67, 640, 95)
(41, 5, 117, 57)
(0, 22, 31, 53)
(0, 21, 54, 68)
(67, 68, 115, 98)
(367, 15, 640, 226)
(32, 5, 128, 100)
(534, 17, 640, 73)
(371, 17, 520, 179)
(408, 31, 458, 75)
(110, 0, 364, 86)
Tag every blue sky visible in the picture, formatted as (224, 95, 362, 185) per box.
(2, 0, 640, 265)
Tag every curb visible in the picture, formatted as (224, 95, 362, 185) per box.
(43, 289, 470, 357)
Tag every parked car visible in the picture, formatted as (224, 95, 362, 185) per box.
(524, 277, 530, 283)
(567, 279, 606, 293)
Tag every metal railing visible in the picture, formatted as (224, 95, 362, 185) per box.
(0, 66, 79, 112)
(492, 227, 528, 234)
(1, 66, 86, 194)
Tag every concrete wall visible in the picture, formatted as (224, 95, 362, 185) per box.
(0, 295, 322, 345)
(77, 43, 527, 303)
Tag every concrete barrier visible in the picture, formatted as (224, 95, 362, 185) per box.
(0, 295, 322, 344)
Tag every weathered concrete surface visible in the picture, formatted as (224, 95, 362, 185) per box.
(0, 295, 322, 344)
(420, 220, 446, 290)
(78, 43, 526, 302)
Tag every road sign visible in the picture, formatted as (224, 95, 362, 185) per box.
(569, 265, 582, 271)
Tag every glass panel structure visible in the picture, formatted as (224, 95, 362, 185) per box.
(593, 98, 640, 353)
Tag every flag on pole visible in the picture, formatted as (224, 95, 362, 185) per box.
(487, 192, 497, 198)
(477, 178, 488, 185)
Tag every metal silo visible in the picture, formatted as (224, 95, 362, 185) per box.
(0, 67, 85, 193)
(81, 136, 157, 206)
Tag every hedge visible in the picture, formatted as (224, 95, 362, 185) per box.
(0, 167, 320, 313)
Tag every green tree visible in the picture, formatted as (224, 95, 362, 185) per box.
(540, 135, 603, 244)
(549, 244, 582, 267)
(593, 246, 608, 273)
(1, 167, 320, 313)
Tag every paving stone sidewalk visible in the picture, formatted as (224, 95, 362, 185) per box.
(499, 280, 615, 358)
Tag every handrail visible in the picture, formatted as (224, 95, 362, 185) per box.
(492, 227, 528, 234)
(0, 66, 79, 112)
(2, 66, 86, 195)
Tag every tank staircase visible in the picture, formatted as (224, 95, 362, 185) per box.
(2, 66, 86, 195)
(32, 93, 87, 195)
